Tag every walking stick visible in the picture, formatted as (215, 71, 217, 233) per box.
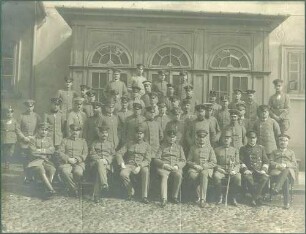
(225, 160, 233, 206)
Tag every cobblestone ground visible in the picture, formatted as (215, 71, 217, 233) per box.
(1, 164, 305, 233)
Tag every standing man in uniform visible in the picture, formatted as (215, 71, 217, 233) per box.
(45, 98, 65, 151)
(105, 68, 128, 98)
(57, 123, 88, 197)
(270, 134, 297, 209)
(1, 106, 18, 170)
(83, 90, 96, 117)
(152, 70, 168, 97)
(253, 105, 281, 158)
(131, 63, 147, 96)
(182, 85, 199, 113)
(187, 129, 217, 208)
(176, 70, 189, 101)
(180, 99, 196, 124)
(117, 95, 133, 148)
(268, 79, 290, 133)
(244, 89, 258, 122)
(148, 92, 160, 118)
(204, 103, 221, 147)
(67, 97, 87, 137)
(88, 124, 115, 203)
(128, 85, 145, 110)
(56, 76, 78, 123)
(116, 124, 151, 203)
(17, 100, 41, 183)
(239, 131, 269, 206)
(155, 127, 186, 207)
(208, 90, 222, 117)
(237, 103, 253, 133)
(224, 109, 247, 150)
(141, 80, 152, 107)
(229, 89, 245, 109)
(165, 84, 176, 110)
(80, 85, 90, 102)
(213, 130, 241, 206)
(165, 107, 185, 146)
(28, 122, 56, 198)
(216, 95, 231, 131)
(155, 100, 171, 134)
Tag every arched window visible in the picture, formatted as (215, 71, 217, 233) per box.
(210, 47, 250, 70)
(90, 44, 131, 66)
(151, 46, 191, 68)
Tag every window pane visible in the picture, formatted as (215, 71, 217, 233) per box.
(171, 48, 182, 57)
(240, 57, 248, 68)
(159, 47, 170, 56)
(100, 54, 110, 64)
(171, 56, 180, 66)
(92, 73, 100, 88)
(152, 54, 161, 65)
(289, 53, 299, 63)
(92, 52, 101, 63)
(152, 74, 159, 84)
(289, 62, 299, 72)
(212, 76, 219, 91)
(160, 56, 170, 66)
(120, 73, 128, 86)
(180, 54, 189, 66)
(241, 77, 248, 91)
(99, 73, 108, 88)
(2, 59, 14, 76)
(233, 76, 240, 90)
(172, 75, 180, 87)
(111, 54, 120, 64)
(231, 57, 240, 68)
(220, 76, 227, 92)
(120, 53, 129, 64)
(220, 57, 230, 68)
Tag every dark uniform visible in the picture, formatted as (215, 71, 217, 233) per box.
(152, 70, 168, 97)
(165, 107, 185, 146)
(176, 70, 190, 101)
(155, 128, 186, 206)
(155, 101, 171, 134)
(28, 123, 56, 195)
(244, 90, 258, 122)
(269, 134, 297, 209)
(67, 97, 87, 137)
(239, 131, 269, 205)
(88, 125, 115, 202)
(180, 99, 196, 124)
(1, 106, 18, 169)
(182, 85, 199, 113)
(116, 124, 152, 202)
(187, 129, 217, 207)
(228, 89, 245, 109)
(125, 103, 146, 144)
(128, 85, 146, 110)
(83, 90, 96, 117)
(57, 124, 88, 195)
(213, 131, 241, 205)
(45, 98, 65, 149)
(131, 64, 147, 96)
(105, 68, 128, 98)
(268, 79, 290, 133)
(117, 96, 133, 148)
(215, 95, 231, 131)
(141, 80, 152, 107)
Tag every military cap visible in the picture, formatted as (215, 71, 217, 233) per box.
(131, 84, 141, 91)
(136, 63, 145, 68)
(257, 105, 269, 112)
(236, 103, 246, 110)
(203, 103, 213, 110)
(86, 90, 96, 97)
(179, 70, 188, 76)
(92, 102, 102, 109)
(184, 85, 193, 91)
(38, 122, 50, 130)
(104, 98, 116, 107)
(80, 84, 90, 90)
(64, 76, 73, 82)
(220, 95, 229, 102)
(142, 80, 152, 86)
(2, 106, 14, 114)
(195, 104, 205, 111)
(196, 129, 208, 138)
(135, 124, 146, 133)
(145, 106, 156, 113)
(171, 107, 181, 115)
(181, 98, 191, 105)
(229, 109, 240, 116)
(245, 89, 256, 94)
(246, 131, 257, 138)
(167, 83, 174, 88)
(169, 96, 179, 102)
(273, 79, 284, 85)
(222, 130, 232, 138)
(112, 68, 121, 74)
(133, 102, 143, 110)
(98, 124, 109, 132)
(73, 97, 84, 104)
(157, 101, 167, 108)
(278, 134, 290, 140)
(233, 89, 242, 94)
(50, 97, 62, 105)
(166, 127, 177, 137)
(24, 99, 35, 107)
(121, 95, 129, 103)
(69, 123, 82, 131)
(158, 70, 166, 75)
(209, 90, 217, 97)
(149, 92, 158, 99)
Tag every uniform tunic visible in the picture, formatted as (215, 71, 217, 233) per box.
(1, 118, 18, 144)
(131, 75, 147, 96)
(152, 80, 168, 97)
(144, 119, 163, 154)
(176, 82, 189, 101)
(224, 123, 246, 150)
(67, 110, 87, 137)
(45, 111, 65, 147)
(141, 93, 151, 107)
(155, 114, 171, 133)
(228, 100, 246, 109)
(98, 114, 119, 150)
(214, 145, 240, 173)
(127, 98, 145, 111)
(83, 115, 103, 148)
(215, 108, 231, 131)
(83, 103, 94, 118)
(124, 115, 146, 144)
(253, 118, 281, 155)
(239, 117, 254, 133)
(165, 120, 185, 146)
(245, 100, 258, 121)
(211, 103, 222, 117)
(181, 97, 199, 113)
(117, 109, 133, 147)
(56, 89, 78, 118)
(105, 81, 128, 98)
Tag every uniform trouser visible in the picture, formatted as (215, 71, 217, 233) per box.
(29, 163, 56, 191)
(188, 169, 210, 201)
(156, 168, 182, 200)
(2, 144, 15, 164)
(273, 168, 290, 192)
(213, 171, 241, 198)
(243, 172, 269, 200)
(58, 164, 84, 192)
(278, 119, 290, 133)
(92, 160, 109, 196)
(20, 148, 31, 179)
(120, 164, 149, 198)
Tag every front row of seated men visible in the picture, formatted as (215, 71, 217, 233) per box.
(27, 121, 297, 209)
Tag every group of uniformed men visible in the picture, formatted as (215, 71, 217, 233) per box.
(1, 63, 298, 209)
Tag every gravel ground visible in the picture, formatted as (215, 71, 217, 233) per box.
(1, 163, 305, 233)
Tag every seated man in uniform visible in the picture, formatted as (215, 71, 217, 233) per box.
(28, 122, 56, 198)
(88, 124, 115, 203)
(187, 129, 217, 208)
(239, 131, 269, 206)
(213, 130, 241, 206)
(116, 124, 152, 204)
(270, 134, 297, 209)
(155, 127, 186, 207)
(57, 123, 88, 197)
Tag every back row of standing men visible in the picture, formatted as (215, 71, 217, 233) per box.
(1, 63, 295, 209)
